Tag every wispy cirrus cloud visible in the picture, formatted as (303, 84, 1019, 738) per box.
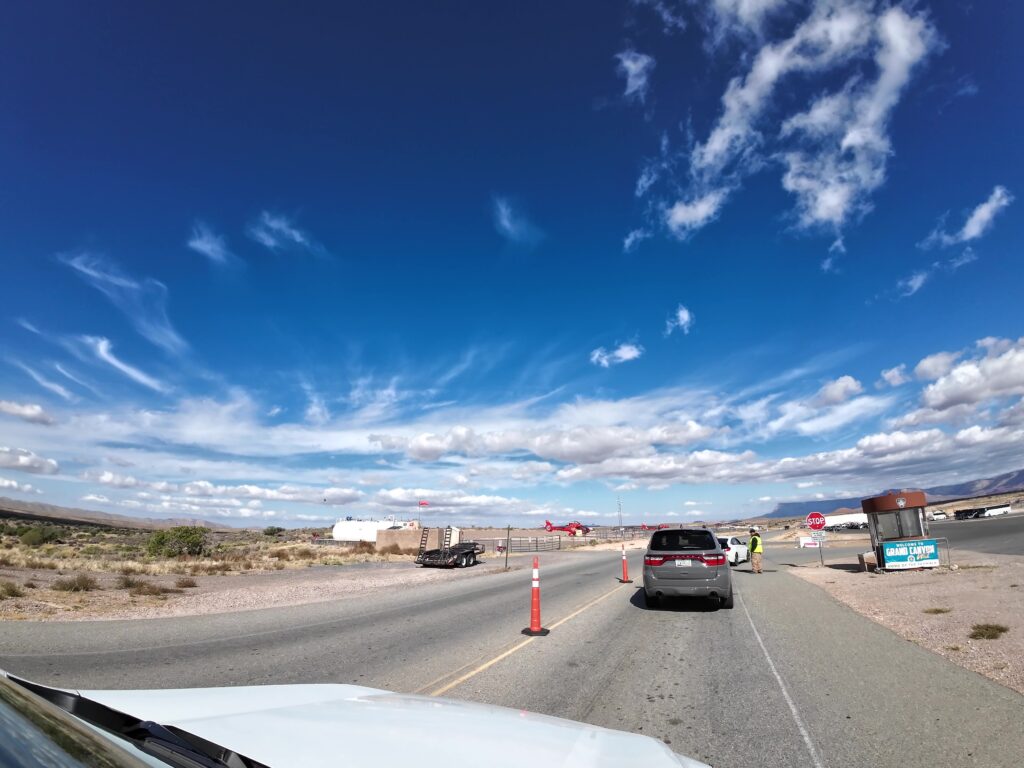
(664, 304, 694, 335)
(492, 197, 544, 245)
(80, 336, 168, 393)
(11, 361, 74, 402)
(630, 2, 938, 252)
(247, 211, 327, 257)
(590, 342, 644, 368)
(62, 253, 188, 355)
(187, 221, 238, 266)
(920, 185, 1014, 249)
(615, 50, 656, 102)
(0, 400, 54, 425)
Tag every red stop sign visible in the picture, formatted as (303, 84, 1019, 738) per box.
(806, 512, 826, 531)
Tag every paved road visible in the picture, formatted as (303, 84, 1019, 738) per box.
(931, 513, 1024, 555)
(1, 548, 1022, 767)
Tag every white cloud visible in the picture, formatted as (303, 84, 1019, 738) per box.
(758, 495, 773, 502)
(922, 341, 1024, 411)
(590, 342, 644, 368)
(492, 197, 543, 245)
(623, 228, 651, 253)
(92, 470, 141, 488)
(81, 493, 110, 503)
(81, 336, 168, 393)
(62, 253, 188, 355)
(897, 270, 929, 297)
(665, 304, 694, 335)
(879, 364, 909, 387)
(181, 480, 362, 506)
(631, 0, 687, 34)
(616, 50, 656, 102)
(811, 375, 863, 406)
(0, 477, 35, 493)
(187, 221, 236, 266)
(0, 400, 54, 425)
(12, 362, 74, 402)
(0, 446, 59, 475)
(922, 185, 1014, 248)
(634, 3, 936, 246)
(914, 351, 961, 381)
(247, 211, 326, 256)
(780, 7, 938, 234)
(665, 190, 728, 238)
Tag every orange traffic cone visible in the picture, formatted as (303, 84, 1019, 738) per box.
(618, 543, 633, 583)
(522, 556, 549, 636)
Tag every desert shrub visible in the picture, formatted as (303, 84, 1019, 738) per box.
(23, 580, 37, 589)
(146, 526, 208, 558)
(24, 558, 57, 570)
(923, 607, 951, 615)
(263, 526, 285, 536)
(116, 575, 146, 589)
(351, 541, 375, 555)
(52, 575, 98, 592)
(118, 565, 145, 575)
(129, 581, 182, 597)
(293, 547, 315, 560)
(969, 623, 1009, 640)
(0, 554, 12, 567)
(175, 577, 197, 588)
(378, 543, 402, 555)
(268, 550, 292, 561)
(1, 581, 24, 598)
(20, 526, 61, 547)
(79, 545, 104, 556)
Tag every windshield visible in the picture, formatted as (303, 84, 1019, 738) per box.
(651, 531, 718, 551)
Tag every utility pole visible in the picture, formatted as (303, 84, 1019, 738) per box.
(618, 495, 623, 539)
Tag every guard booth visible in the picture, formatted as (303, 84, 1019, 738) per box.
(861, 490, 941, 570)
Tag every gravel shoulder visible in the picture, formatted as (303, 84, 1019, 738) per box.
(0, 558, 519, 622)
(790, 550, 1024, 695)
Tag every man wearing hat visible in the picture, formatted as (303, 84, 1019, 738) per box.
(748, 527, 763, 574)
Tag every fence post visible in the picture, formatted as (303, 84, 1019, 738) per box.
(505, 525, 511, 570)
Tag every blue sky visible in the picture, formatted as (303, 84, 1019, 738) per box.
(1, 1, 1021, 527)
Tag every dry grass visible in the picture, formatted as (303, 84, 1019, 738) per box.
(51, 574, 99, 592)
(128, 581, 183, 597)
(1, 581, 24, 598)
(970, 623, 1009, 640)
(175, 577, 198, 588)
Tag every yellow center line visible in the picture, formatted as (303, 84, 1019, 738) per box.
(429, 582, 628, 697)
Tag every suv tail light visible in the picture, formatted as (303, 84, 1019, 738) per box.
(723, 546, 731, 552)
(644, 555, 665, 566)
(704, 554, 726, 566)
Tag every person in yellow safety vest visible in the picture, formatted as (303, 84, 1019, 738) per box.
(749, 528, 763, 574)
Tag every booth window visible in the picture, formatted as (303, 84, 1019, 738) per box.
(874, 508, 925, 541)
(875, 511, 902, 541)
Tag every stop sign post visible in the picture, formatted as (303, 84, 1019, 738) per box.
(806, 512, 826, 565)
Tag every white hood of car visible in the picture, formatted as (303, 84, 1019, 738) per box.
(79, 683, 708, 768)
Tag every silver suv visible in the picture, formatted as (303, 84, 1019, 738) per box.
(643, 528, 733, 609)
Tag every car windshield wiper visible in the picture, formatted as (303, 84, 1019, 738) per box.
(10, 676, 269, 768)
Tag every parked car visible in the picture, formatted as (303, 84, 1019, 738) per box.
(717, 536, 749, 565)
(931, 511, 948, 520)
(643, 529, 733, 609)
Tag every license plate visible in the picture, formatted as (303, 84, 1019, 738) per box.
(675, 559, 694, 567)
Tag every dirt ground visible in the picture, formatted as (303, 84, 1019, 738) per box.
(791, 551, 1024, 695)
(0, 559, 517, 621)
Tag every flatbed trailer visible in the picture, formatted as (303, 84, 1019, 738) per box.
(415, 527, 485, 568)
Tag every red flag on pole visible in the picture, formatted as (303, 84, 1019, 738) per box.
(418, 500, 429, 507)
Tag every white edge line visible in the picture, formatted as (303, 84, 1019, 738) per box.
(738, 592, 826, 768)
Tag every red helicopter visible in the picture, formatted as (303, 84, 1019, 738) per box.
(544, 520, 592, 536)
(640, 523, 673, 530)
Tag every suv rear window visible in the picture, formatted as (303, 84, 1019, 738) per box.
(650, 530, 718, 551)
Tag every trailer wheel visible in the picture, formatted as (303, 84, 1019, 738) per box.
(457, 554, 468, 568)
(467, 553, 476, 567)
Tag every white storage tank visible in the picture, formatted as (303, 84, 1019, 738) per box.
(331, 516, 416, 543)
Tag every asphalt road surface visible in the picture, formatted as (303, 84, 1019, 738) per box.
(931, 512, 1024, 555)
(2, 545, 1022, 768)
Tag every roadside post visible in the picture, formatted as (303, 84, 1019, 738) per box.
(618, 543, 633, 583)
(504, 525, 511, 571)
(522, 556, 549, 636)
(806, 512, 826, 567)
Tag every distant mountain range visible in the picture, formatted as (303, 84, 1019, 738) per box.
(0, 496, 235, 530)
(766, 467, 1024, 519)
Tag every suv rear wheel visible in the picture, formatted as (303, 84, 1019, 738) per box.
(720, 591, 734, 610)
(645, 591, 660, 609)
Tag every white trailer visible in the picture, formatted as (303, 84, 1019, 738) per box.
(331, 517, 419, 543)
(823, 512, 868, 527)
